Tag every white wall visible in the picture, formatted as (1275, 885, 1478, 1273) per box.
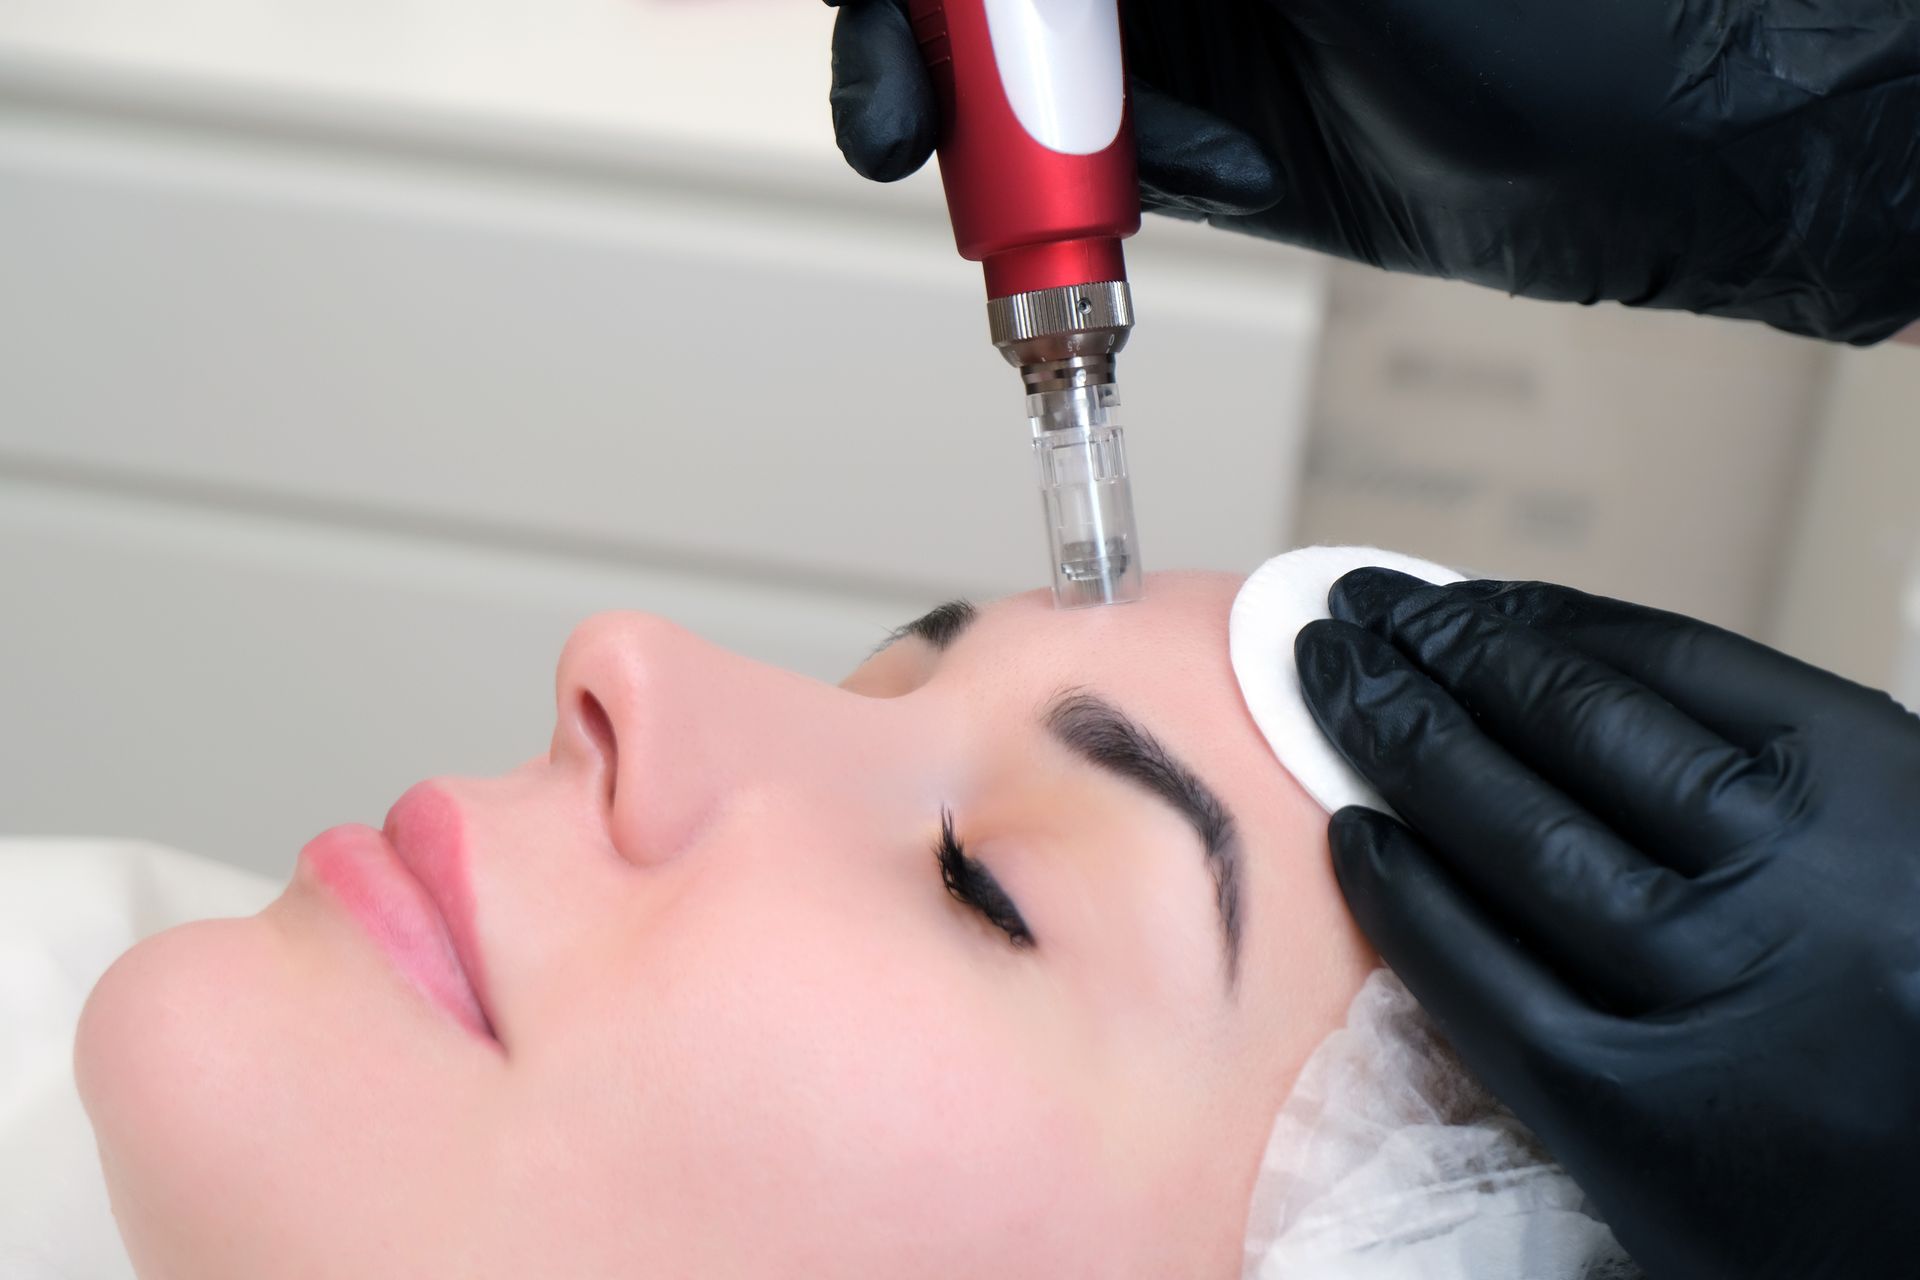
(0, 0, 848, 161)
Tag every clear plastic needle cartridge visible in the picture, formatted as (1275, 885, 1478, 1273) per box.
(989, 282, 1142, 608)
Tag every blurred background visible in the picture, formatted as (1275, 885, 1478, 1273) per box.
(3, 0, 1916, 876)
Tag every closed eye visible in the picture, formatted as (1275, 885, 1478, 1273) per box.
(934, 809, 1035, 949)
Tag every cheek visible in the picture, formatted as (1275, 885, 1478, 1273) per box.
(75, 908, 500, 1277)
(487, 885, 1120, 1277)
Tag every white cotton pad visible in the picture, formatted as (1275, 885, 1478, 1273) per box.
(1229, 546, 1465, 815)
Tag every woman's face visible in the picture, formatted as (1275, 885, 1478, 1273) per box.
(76, 571, 1374, 1279)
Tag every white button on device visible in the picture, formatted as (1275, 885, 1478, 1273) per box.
(981, 0, 1126, 155)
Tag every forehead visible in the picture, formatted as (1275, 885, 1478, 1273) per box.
(935, 570, 1310, 840)
(955, 571, 1243, 709)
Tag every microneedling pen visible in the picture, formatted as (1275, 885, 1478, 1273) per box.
(911, 0, 1145, 608)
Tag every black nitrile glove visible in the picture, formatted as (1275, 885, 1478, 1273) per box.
(825, 0, 1920, 344)
(1293, 568, 1920, 1279)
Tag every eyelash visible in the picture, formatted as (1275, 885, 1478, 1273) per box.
(935, 808, 1035, 950)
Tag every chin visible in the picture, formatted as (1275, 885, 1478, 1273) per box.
(74, 916, 293, 1274)
(73, 899, 506, 1278)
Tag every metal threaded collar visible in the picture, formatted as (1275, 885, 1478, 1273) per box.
(987, 281, 1133, 347)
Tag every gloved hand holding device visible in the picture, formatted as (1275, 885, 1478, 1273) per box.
(1294, 568, 1920, 1279)
(827, 0, 1920, 343)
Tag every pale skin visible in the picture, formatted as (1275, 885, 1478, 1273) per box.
(74, 570, 1376, 1279)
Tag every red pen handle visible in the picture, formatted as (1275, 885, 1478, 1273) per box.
(909, 0, 1141, 300)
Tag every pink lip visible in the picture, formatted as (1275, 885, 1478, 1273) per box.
(296, 783, 500, 1049)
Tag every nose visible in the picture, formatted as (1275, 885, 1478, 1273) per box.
(551, 611, 886, 866)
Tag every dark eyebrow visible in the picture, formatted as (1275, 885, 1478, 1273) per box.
(1043, 689, 1243, 991)
(874, 599, 978, 656)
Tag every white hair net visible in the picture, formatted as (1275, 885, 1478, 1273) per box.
(1230, 548, 1642, 1280)
(1240, 968, 1639, 1279)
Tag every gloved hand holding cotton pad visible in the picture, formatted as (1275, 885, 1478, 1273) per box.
(1226, 546, 1634, 1280)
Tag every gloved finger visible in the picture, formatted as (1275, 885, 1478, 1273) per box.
(1329, 568, 1798, 869)
(1297, 619, 1731, 1014)
(827, 0, 937, 183)
(1446, 578, 1859, 747)
(1131, 78, 1285, 218)
(1328, 806, 1617, 1102)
